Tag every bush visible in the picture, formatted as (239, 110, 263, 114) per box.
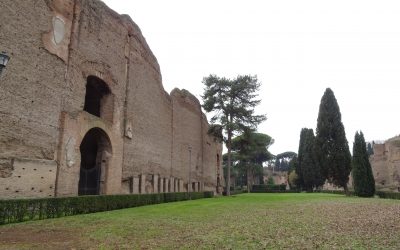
(0, 191, 213, 225)
(376, 191, 400, 200)
(251, 184, 287, 193)
(318, 190, 354, 196)
(223, 189, 248, 196)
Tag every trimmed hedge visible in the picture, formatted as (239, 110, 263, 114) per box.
(376, 191, 400, 200)
(318, 190, 354, 196)
(223, 189, 248, 196)
(251, 184, 287, 193)
(0, 191, 213, 225)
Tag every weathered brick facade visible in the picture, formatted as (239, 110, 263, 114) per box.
(0, 0, 223, 198)
(370, 136, 400, 192)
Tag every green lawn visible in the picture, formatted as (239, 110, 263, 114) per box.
(1, 193, 399, 249)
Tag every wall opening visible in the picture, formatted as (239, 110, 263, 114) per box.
(83, 76, 113, 122)
(78, 128, 112, 195)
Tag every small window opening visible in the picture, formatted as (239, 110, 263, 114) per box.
(84, 76, 113, 121)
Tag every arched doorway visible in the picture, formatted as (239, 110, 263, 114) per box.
(78, 128, 112, 195)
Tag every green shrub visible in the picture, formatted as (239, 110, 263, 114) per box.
(0, 191, 213, 225)
(376, 191, 400, 200)
(251, 184, 287, 193)
(223, 189, 248, 196)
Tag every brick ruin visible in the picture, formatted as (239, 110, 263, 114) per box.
(370, 136, 400, 192)
(0, 0, 223, 199)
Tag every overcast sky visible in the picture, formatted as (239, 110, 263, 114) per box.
(103, 0, 400, 155)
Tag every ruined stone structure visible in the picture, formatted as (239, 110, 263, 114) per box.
(0, 0, 223, 199)
(370, 136, 400, 192)
(263, 170, 288, 186)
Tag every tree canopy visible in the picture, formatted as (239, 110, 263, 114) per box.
(274, 151, 297, 172)
(231, 132, 274, 191)
(352, 131, 375, 197)
(314, 88, 352, 191)
(202, 74, 266, 195)
(297, 128, 324, 191)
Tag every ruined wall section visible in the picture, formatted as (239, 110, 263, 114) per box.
(171, 89, 204, 190)
(63, 0, 127, 118)
(370, 136, 400, 191)
(121, 41, 172, 180)
(0, 0, 222, 197)
(202, 115, 223, 192)
(370, 143, 389, 186)
(0, 0, 66, 161)
(55, 0, 142, 196)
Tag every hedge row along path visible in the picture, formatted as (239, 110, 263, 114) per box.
(1, 193, 400, 249)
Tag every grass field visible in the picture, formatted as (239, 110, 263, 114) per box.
(1, 193, 399, 249)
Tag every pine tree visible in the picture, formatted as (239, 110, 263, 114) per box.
(314, 88, 352, 192)
(202, 75, 266, 195)
(352, 131, 375, 197)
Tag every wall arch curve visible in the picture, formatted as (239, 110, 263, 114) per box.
(78, 127, 112, 195)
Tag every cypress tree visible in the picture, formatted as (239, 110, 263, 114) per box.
(296, 129, 307, 189)
(297, 128, 324, 191)
(352, 131, 375, 197)
(314, 88, 352, 192)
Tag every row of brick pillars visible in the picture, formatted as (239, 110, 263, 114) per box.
(128, 174, 202, 194)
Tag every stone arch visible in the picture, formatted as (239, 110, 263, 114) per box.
(78, 127, 112, 195)
(83, 75, 114, 123)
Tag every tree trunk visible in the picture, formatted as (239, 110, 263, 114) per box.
(226, 130, 232, 196)
(247, 166, 250, 193)
(344, 184, 349, 196)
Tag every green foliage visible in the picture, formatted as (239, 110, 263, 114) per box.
(288, 156, 297, 173)
(231, 131, 274, 190)
(202, 74, 266, 195)
(352, 131, 375, 197)
(275, 151, 297, 172)
(288, 171, 298, 189)
(266, 176, 275, 185)
(297, 128, 324, 191)
(208, 124, 224, 143)
(367, 142, 374, 156)
(314, 88, 351, 190)
(376, 191, 400, 200)
(251, 184, 288, 192)
(0, 192, 213, 225)
(317, 190, 355, 196)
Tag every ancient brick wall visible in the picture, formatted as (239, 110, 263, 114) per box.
(0, 0, 222, 198)
(370, 136, 400, 191)
(0, 0, 66, 161)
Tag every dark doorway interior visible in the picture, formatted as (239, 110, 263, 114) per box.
(83, 76, 111, 118)
(78, 128, 111, 195)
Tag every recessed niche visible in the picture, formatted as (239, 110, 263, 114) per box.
(53, 17, 65, 44)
